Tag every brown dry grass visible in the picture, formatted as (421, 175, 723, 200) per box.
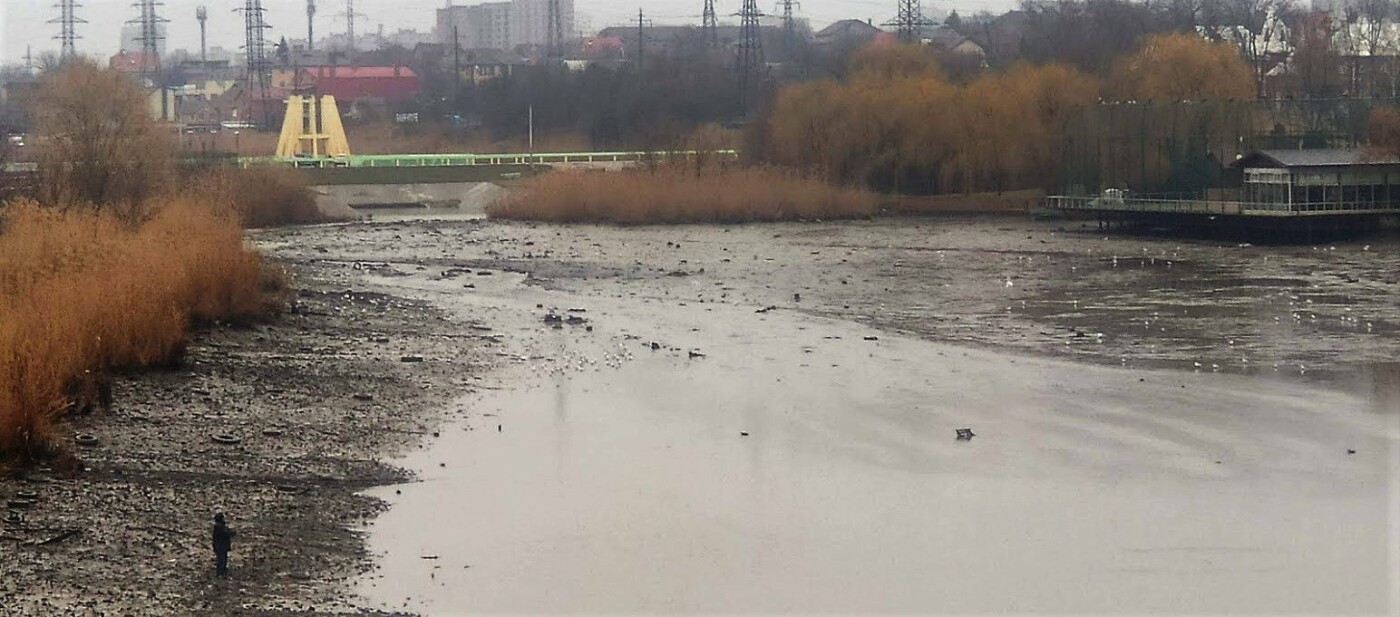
(487, 164, 879, 224)
(190, 166, 323, 228)
(0, 198, 284, 466)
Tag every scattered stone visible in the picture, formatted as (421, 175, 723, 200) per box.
(649, 342, 661, 350)
(1347, 449, 1357, 455)
(863, 336, 879, 341)
(688, 350, 706, 358)
(352, 393, 374, 401)
(261, 428, 284, 437)
(756, 306, 778, 314)
(400, 355, 425, 363)
(740, 432, 750, 437)
(420, 555, 439, 560)
(543, 313, 563, 324)
(955, 428, 975, 441)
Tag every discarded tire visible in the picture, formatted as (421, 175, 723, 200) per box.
(6, 499, 35, 510)
(74, 433, 99, 447)
(211, 434, 242, 445)
(14, 490, 39, 501)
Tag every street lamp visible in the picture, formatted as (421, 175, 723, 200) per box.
(234, 130, 241, 156)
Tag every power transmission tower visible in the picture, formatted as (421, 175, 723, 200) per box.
(736, 0, 763, 110)
(306, 0, 316, 51)
(886, 0, 932, 43)
(50, 0, 85, 62)
(776, 0, 799, 57)
(129, 0, 168, 80)
(342, 0, 362, 51)
(546, 0, 564, 63)
(702, 0, 718, 48)
(238, 0, 272, 127)
(196, 6, 209, 65)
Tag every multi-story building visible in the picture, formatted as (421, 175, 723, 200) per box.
(510, 0, 575, 48)
(438, 3, 513, 50)
(437, 0, 574, 50)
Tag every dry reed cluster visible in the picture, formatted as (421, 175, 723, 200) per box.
(192, 166, 324, 228)
(487, 165, 879, 224)
(0, 199, 284, 466)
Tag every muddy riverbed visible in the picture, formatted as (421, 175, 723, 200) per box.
(274, 216, 1396, 614)
(4, 214, 1397, 615)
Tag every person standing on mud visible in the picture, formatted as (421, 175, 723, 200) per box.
(212, 512, 236, 576)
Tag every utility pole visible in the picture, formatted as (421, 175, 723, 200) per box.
(196, 6, 209, 65)
(737, 0, 763, 111)
(50, 0, 85, 62)
(130, 0, 168, 81)
(635, 9, 649, 74)
(453, 26, 461, 109)
(306, 0, 316, 51)
(24, 46, 34, 75)
(702, 0, 718, 48)
(546, 0, 564, 63)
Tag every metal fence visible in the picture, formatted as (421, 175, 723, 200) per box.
(239, 150, 741, 169)
(1044, 195, 1400, 217)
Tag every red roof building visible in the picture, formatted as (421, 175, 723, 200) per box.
(299, 66, 420, 103)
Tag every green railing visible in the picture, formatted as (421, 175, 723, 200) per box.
(238, 150, 740, 169)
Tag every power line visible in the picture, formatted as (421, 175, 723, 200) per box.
(341, 0, 364, 51)
(885, 0, 934, 43)
(196, 6, 209, 65)
(702, 0, 718, 48)
(307, 0, 317, 52)
(129, 0, 168, 79)
(547, 0, 564, 63)
(237, 0, 272, 127)
(737, 0, 763, 110)
(50, 0, 85, 62)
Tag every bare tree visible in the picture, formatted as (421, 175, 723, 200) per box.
(31, 60, 174, 212)
(1218, 0, 1295, 97)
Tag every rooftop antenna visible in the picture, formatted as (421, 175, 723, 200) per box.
(196, 5, 209, 65)
(306, 0, 316, 51)
(50, 0, 85, 62)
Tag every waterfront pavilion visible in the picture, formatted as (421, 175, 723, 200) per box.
(1236, 149, 1400, 214)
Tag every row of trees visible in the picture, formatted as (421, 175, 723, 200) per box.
(960, 0, 1399, 98)
(762, 35, 1261, 195)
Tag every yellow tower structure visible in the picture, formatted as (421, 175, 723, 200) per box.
(275, 94, 351, 158)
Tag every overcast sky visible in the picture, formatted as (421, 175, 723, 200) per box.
(0, 0, 1014, 64)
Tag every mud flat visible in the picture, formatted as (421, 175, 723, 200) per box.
(4, 215, 1396, 614)
(0, 237, 495, 615)
(262, 217, 1397, 614)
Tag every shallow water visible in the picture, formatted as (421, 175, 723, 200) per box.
(359, 298, 1395, 614)
(261, 216, 1400, 614)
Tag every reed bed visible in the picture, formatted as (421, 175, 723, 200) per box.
(487, 165, 879, 224)
(0, 198, 282, 465)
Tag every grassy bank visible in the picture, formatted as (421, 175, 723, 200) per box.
(487, 165, 878, 224)
(0, 199, 285, 465)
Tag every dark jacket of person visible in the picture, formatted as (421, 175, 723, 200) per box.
(212, 518, 236, 553)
